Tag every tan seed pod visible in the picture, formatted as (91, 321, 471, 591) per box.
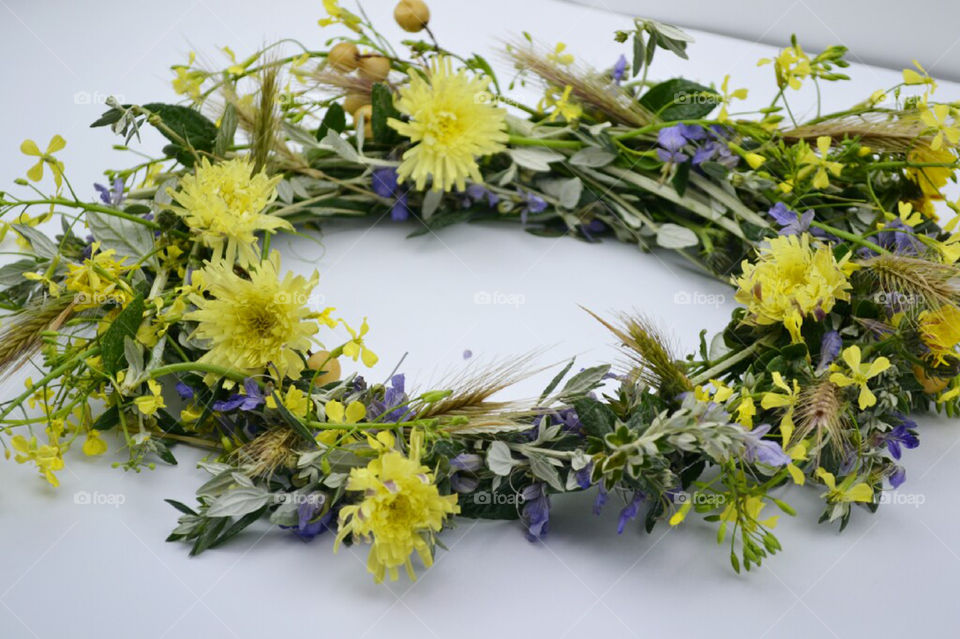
(394, 0, 430, 32)
(353, 104, 374, 138)
(342, 92, 369, 115)
(328, 42, 359, 72)
(358, 55, 391, 82)
(308, 351, 342, 385)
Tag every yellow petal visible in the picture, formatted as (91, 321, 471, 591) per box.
(345, 400, 367, 424)
(26, 160, 44, 182)
(815, 467, 836, 490)
(858, 385, 877, 410)
(46, 134, 66, 153)
(844, 483, 874, 503)
(324, 399, 345, 422)
(787, 463, 805, 486)
(20, 139, 41, 156)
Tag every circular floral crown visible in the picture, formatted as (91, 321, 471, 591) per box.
(2, 0, 959, 583)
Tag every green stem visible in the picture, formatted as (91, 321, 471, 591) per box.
(810, 221, 887, 254)
(691, 341, 765, 386)
(148, 362, 248, 383)
(0, 346, 100, 421)
(507, 136, 582, 149)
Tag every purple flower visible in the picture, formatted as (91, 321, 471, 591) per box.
(889, 465, 906, 488)
(283, 494, 333, 541)
(462, 349, 473, 360)
(877, 219, 923, 255)
(617, 491, 645, 534)
(175, 381, 194, 401)
(465, 183, 499, 208)
(656, 125, 689, 163)
(450, 453, 483, 472)
(743, 424, 791, 466)
(579, 218, 607, 240)
(768, 202, 811, 235)
(816, 330, 843, 374)
(212, 378, 265, 412)
(612, 54, 627, 84)
(593, 483, 608, 515)
(522, 483, 550, 541)
(371, 167, 411, 221)
(678, 124, 707, 141)
(368, 374, 410, 422)
(692, 141, 737, 168)
(574, 463, 593, 490)
(450, 474, 479, 493)
(93, 177, 125, 207)
(885, 415, 919, 460)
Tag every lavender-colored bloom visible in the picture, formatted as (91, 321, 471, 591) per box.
(593, 483, 608, 515)
(284, 495, 333, 541)
(816, 330, 843, 374)
(368, 374, 411, 422)
(768, 202, 815, 236)
(612, 54, 627, 84)
(656, 125, 689, 163)
(885, 415, 920, 460)
(691, 140, 737, 168)
(93, 177, 125, 207)
(574, 463, 593, 490)
(743, 424, 791, 466)
(617, 491, 645, 534)
(450, 453, 483, 472)
(462, 349, 473, 360)
(371, 167, 411, 221)
(678, 124, 707, 141)
(522, 483, 550, 541)
(889, 465, 906, 488)
(877, 219, 923, 255)
(212, 378, 265, 412)
(450, 473, 480, 493)
(175, 381, 194, 401)
(579, 218, 607, 240)
(517, 189, 548, 224)
(465, 183, 500, 208)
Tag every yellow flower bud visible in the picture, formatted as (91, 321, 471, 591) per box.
(308, 350, 342, 385)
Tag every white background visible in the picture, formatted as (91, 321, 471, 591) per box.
(1, 1, 959, 637)
(567, 0, 960, 82)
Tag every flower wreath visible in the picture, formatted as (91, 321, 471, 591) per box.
(2, 0, 959, 584)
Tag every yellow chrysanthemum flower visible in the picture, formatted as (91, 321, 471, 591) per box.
(734, 233, 852, 343)
(170, 157, 290, 266)
(389, 57, 508, 192)
(185, 252, 322, 381)
(335, 430, 459, 583)
(919, 304, 960, 365)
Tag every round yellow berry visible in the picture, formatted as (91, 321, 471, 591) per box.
(358, 56, 391, 82)
(308, 351, 342, 385)
(328, 42, 359, 72)
(343, 93, 369, 115)
(394, 0, 430, 32)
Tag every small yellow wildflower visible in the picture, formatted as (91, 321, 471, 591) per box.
(170, 157, 290, 266)
(11, 435, 64, 487)
(829, 345, 891, 410)
(388, 57, 508, 192)
(798, 136, 844, 189)
(815, 468, 873, 503)
(266, 385, 311, 418)
(82, 430, 108, 456)
(905, 143, 955, 203)
(759, 43, 811, 90)
(64, 243, 135, 309)
(335, 430, 460, 583)
(546, 42, 574, 66)
(717, 75, 748, 123)
(736, 396, 756, 429)
(902, 60, 937, 93)
(539, 84, 582, 123)
(324, 399, 367, 423)
(720, 495, 779, 529)
(919, 305, 960, 365)
(761, 372, 800, 442)
(341, 318, 378, 367)
(134, 379, 166, 416)
(920, 102, 959, 151)
(185, 253, 322, 381)
(318, 0, 363, 31)
(734, 233, 852, 343)
(21, 135, 66, 187)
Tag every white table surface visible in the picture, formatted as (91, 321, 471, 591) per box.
(1, 1, 959, 637)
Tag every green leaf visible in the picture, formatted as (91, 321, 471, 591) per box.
(211, 506, 268, 548)
(573, 397, 617, 438)
(100, 294, 144, 375)
(271, 389, 320, 448)
(639, 78, 718, 121)
(315, 102, 346, 141)
(465, 54, 500, 92)
(371, 83, 401, 145)
(560, 365, 611, 399)
(0, 259, 41, 289)
(91, 405, 120, 431)
(539, 358, 576, 402)
(165, 498, 198, 516)
(142, 102, 218, 166)
(85, 210, 156, 267)
(12, 224, 58, 258)
(632, 33, 644, 77)
(213, 103, 238, 157)
(190, 517, 228, 556)
(206, 487, 271, 518)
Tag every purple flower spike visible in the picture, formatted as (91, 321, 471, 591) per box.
(612, 54, 627, 84)
(816, 330, 843, 374)
(889, 465, 906, 488)
(885, 415, 919, 460)
(522, 484, 551, 541)
(617, 491, 645, 534)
